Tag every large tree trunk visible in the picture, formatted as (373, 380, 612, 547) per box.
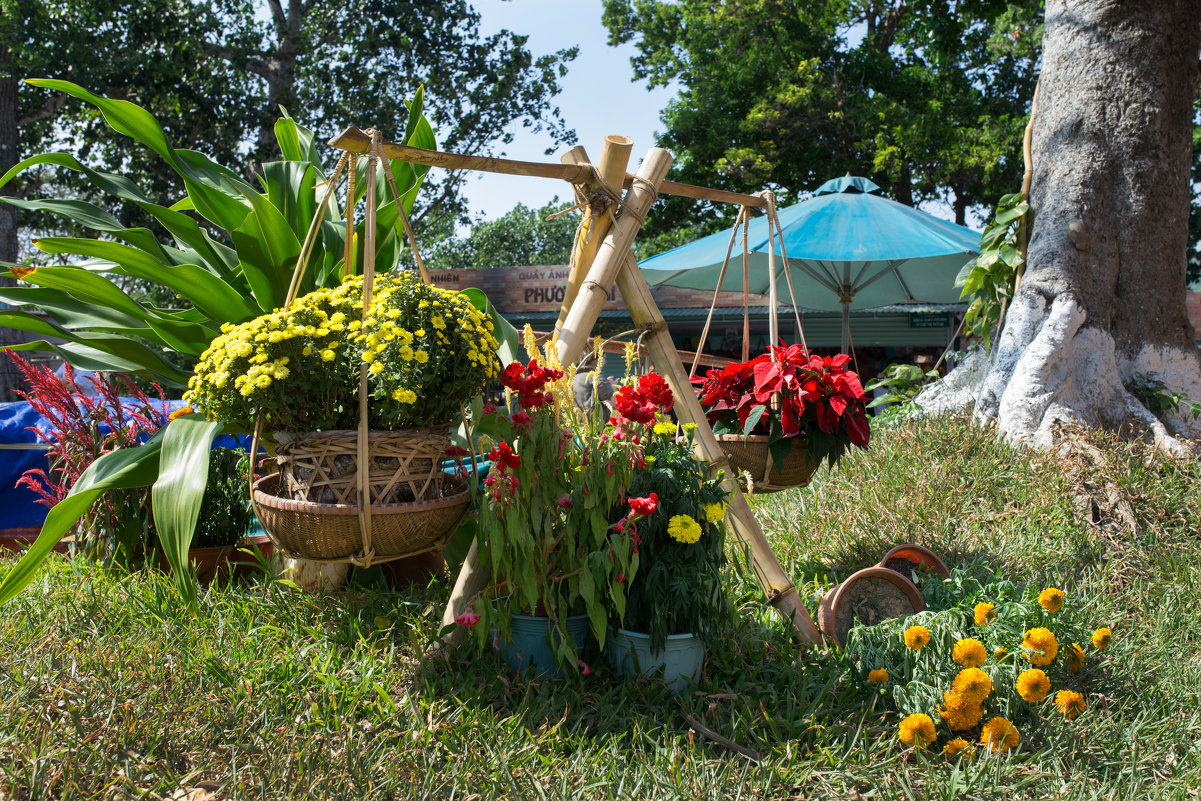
(974, 0, 1201, 452)
(0, 40, 28, 402)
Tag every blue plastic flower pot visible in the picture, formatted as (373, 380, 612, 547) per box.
(495, 613, 588, 678)
(608, 627, 704, 694)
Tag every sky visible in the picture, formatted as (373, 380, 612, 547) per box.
(459, 0, 676, 222)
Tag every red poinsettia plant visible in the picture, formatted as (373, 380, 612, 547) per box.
(692, 344, 871, 469)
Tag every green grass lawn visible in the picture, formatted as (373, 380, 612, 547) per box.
(2, 415, 1200, 800)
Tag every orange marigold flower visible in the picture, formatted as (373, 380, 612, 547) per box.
(1038, 587, 1065, 613)
(868, 668, 889, 684)
(1054, 689, 1087, 720)
(981, 716, 1020, 753)
(1022, 627, 1059, 666)
(951, 667, 993, 704)
(952, 637, 988, 668)
(1066, 642, 1085, 673)
(1092, 627, 1112, 650)
(1016, 668, 1051, 703)
(897, 713, 937, 748)
(903, 625, 931, 650)
(973, 602, 997, 627)
(168, 406, 196, 421)
(943, 738, 975, 760)
(940, 691, 984, 732)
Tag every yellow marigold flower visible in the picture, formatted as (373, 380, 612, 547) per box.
(897, 713, 937, 748)
(1016, 668, 1050, 703)
(1066, 642, 1085, 673)
(981, 716, 1019, 753)
(943, 738, 975, 760)
(702, 502, 726, 523)
(1054, 689, 1086, 720)
(1022, 627, 1059, 666)
(683, 422, 698, 432)
(867, 668, 889, 684)
(951, 668, 993, 703)
(903, 625, 931, 650)
(1092, 627, 1112, 650)
(667, 514, 702, 544)
(940, 691, 983, 731)
(653, 421, 676, 436)
(952, 638, 988, 668)
(1038, 587, 1065, 613)
(973, 602, 997, 627)
(321, 349, 336, 362)
(995, 646, 1009, 659)
(168, 406, 195, 421)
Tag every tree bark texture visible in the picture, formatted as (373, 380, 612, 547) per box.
(975, 0, 1201, 451)
(0, 40, 29, 401)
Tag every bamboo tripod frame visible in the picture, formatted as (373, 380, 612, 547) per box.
(327, 127, 823, 647)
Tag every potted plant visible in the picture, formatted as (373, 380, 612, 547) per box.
(185, 271, 500, 566)
(463, 349, 674, 677)
(607, 416, 732, 693)
(692, 345, 871, 492)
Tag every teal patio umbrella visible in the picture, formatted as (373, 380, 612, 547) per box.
(638, 177, 980, 351)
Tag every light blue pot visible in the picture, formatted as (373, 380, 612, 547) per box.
(608, 628, 704, 694)
(495, 613, 588, 678)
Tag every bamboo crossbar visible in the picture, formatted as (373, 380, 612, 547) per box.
(328, 126, 766, 209)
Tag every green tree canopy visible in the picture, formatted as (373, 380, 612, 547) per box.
(602, 0, 1042, 238)
(424, 198, 579, 270)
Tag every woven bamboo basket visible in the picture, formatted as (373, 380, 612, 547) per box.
(715, 434, 819, 494)
(252, 429, 469, 562)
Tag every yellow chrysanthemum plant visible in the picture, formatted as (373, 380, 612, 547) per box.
(186, 272, 500, 432)
(843, 567, 1112, 756)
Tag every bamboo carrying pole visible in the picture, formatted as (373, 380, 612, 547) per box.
(328, 127, 765, 210)
(554, 135, 634, 333)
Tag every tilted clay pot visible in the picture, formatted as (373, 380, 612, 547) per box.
(877, 543, 950, 583)
(817, 567, 924, 647)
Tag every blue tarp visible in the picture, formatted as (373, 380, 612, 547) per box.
(0, 399, 249, 531)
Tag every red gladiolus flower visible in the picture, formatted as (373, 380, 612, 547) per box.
(455, 611, 481, 627)
(629, 492, 658, 516)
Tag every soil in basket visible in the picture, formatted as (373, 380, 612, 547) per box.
(883, 557, 930, 583)
(836, 576, 917, 635)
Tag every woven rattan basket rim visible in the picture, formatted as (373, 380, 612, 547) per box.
(713, 433, 807, 445)
(273, 426, 453, 443)
(252, 473, 469, 517)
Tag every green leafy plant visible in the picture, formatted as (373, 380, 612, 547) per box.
(1125, 371, 1201, 422)
(865, 363, 940, 410)
(0, 80, 435, 607)
(191, 448, 255, 549)
(616, 422, 731, 655)
(954, 193, 1029, 353)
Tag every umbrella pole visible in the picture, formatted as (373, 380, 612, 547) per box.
(842, 298, 851, 353)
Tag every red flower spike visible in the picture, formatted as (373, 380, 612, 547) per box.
(628, 492, 658, 517)
(455, 611, 481, 627)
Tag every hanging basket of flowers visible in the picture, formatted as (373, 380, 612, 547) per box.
(692, 344, 871, 493)
(185, 136, 500, 565)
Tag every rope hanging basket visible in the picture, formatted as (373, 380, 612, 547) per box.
(245, 129, 473, 567)
(715, 435, 819, 494)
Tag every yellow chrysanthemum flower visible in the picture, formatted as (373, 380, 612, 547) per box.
(321, 349, 336, 362)
(943, 738, 975, 760)
(973, 602, 997, 627)
(1016, 668, 1051, 703)
(1054, 689, 1086, 720)
(369, 361, 384, 375)
(897, 713, 937, 748)
(667, 514, 702, 544)
(867, 668, 889, 685)
(1038, 587, 1065, 613)
(903, 625, 931, 650)
(415, 350, 429, 363)
(951, 668, 993, 703)
(1092, 627, 1112, 650)
(702, 502, 726, 523)
(653, 421, 675, 436)
(981, 716, 1019, 753)
(940, 691, 983, 732)
(1022, 627, 1059, 666)
(952, 638, 988, 668)
(1066, 642, 1085, 673)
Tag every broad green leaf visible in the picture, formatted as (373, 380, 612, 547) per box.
(0, 152, 150, 202)
(0, 433, 164, 606)
(0, 285, 146, 330)
(153, 416, 223, 610)
(742, 403, 768, 436)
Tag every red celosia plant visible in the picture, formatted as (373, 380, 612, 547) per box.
(8, 350, 168, 562)
(468, 351, 676, 674)
(692, 344, 871, 469)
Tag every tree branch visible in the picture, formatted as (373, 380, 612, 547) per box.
(17, 93, 66, 127)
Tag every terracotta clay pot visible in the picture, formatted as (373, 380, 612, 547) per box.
(817, 566, 924, 647)
(159, 535, 276, 585)
(877, 543, 950, 582)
